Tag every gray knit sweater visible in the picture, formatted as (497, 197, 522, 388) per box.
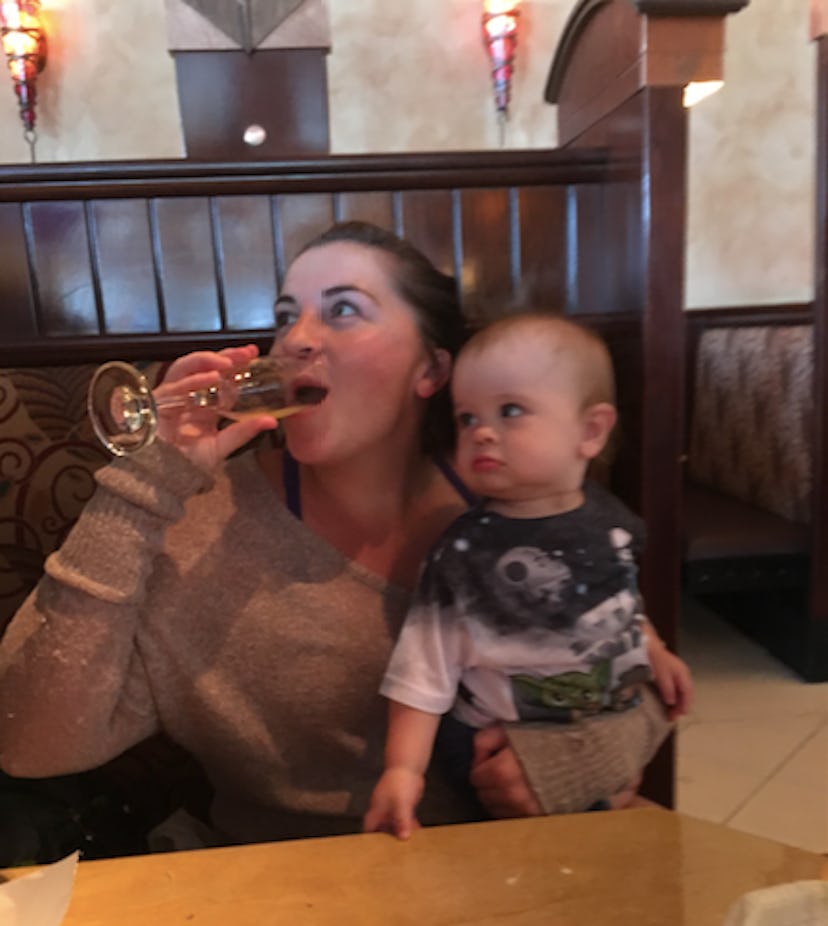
(0, 442, 668, 840)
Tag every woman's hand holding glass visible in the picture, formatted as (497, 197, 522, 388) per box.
(88, 342, 328, 470)
(152, 344, 280, 471)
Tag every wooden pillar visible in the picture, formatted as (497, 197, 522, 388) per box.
(545, 0, 750, 805)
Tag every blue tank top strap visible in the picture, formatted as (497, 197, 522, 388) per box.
(434, 456, 478, 506)
(282, 450, 302, 519)
(282, 452, 476, 522)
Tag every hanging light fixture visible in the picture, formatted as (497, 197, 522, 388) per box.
(482, 0, 520, 146)
(1, 0, 47, 162)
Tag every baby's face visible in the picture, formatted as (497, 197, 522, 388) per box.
(451, 336, 590, 508)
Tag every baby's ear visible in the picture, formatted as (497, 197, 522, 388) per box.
(415, 348, 452, 398)
(580, 402, 617, 459)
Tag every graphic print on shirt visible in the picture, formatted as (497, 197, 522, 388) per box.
(409, 485, 653, 724)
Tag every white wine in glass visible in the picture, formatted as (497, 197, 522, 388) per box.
(87, 356, 326, 457)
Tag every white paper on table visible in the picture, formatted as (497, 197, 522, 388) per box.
(0, 852, 78, 926)
(722, 880, 828, 926)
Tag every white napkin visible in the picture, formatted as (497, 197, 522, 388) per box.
(723, 880, 828, 926)
(0, 852, 78, 926)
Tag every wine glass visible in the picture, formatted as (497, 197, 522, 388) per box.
(87, 356, 326, 457)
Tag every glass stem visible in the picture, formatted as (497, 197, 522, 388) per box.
(155, 385, 222, 412)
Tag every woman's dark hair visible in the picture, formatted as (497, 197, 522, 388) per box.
(297, 221, 467, 454)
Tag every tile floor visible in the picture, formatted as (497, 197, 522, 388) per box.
(676, 597, 828, 854)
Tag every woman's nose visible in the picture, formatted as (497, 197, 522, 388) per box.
(279, 311, 323, 359)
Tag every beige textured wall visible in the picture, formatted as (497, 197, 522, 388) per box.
(327, 0, 565, 151)
(0, 0, 183, 163)
(686, 0, 815, 308)
(0, 0, 814, 308)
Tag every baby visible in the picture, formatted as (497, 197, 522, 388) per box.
(364, 312, 692, 838)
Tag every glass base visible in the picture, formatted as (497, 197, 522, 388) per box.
(87, 361, 158, 457)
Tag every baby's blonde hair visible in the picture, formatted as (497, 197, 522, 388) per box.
(459, 311, 616, 410)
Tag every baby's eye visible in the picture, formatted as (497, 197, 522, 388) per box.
(456, 412, 476, 428)
(500, 403, 524, 418)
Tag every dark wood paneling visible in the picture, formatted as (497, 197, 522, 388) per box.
(399, 190, 456, 280)
(93, 200, 161, 335)
(173, 49, 330, 160)
(570, 184, 614, 316)
(605, 179, 645, 313)
(516, 185, 568, 313)
(0, 153, 612, 368)
(30, 201, 98, 336)
(0, 202, 37, 341)
(274, 193, 336, 272)
(459, 188, 514, 323)
(334, 191, 395, 230)
(153, 198, 221, 332)
(214, 196, 278, 331)
(546, 0, 641, 146)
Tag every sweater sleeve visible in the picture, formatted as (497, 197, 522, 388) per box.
(0, 440, 213, 777)
(504, 686, 672, 814)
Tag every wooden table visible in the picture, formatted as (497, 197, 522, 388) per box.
(6, 809, 828, 925)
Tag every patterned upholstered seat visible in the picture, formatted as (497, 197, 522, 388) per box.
(683, 325, 813, 595)
(687, 325, 813, 526)
(0, 363, 172, 632)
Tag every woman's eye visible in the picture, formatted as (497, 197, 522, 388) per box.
(501, 403, 524, 418)
(328, 299, 359, 320)
(274, 308, 297, 332)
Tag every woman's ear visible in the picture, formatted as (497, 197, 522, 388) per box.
(414, 348, 452, 398)
(580, 402, 617, 460)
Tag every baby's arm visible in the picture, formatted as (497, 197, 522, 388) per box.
(642, 618, 694, 720)
(363, 701, 442, 840)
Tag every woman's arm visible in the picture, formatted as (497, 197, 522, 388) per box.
(0, 440, 211, 776)
(0, 346, 277, 778)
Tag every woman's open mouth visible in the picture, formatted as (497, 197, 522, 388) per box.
(291, 383, 328, 407)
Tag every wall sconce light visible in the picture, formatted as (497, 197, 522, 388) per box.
(1, 0, 47, 162)
(482, 0, 520, 146)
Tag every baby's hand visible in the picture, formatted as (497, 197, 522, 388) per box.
(363, 767, 424, 840)
(648, 640, 694, 720)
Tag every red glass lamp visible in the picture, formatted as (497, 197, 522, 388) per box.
(482, 0, 520, 144)
(1, 0, 47, 162)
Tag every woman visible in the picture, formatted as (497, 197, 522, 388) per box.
(0, 222, 658, 845)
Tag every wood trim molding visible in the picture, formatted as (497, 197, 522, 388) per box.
(0, 149, 611, 202)
(633, 0, 749, 13)
(642, 17, 724, 86)
(685, 303, 815, 329)
(545, 0, 609, 105)
(546, 0, 747, 145)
